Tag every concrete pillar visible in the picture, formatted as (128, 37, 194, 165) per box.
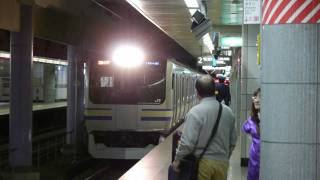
(76, 50, 84, 149)
(67, 46, 85, 157)
(230, 48, 241, 135)
(9, 4, 33, 167)
(43, 63, 56, 103)
(240, 24, 260, 165)
(67, 46, 76, 145)
(260, 18, 319, 180)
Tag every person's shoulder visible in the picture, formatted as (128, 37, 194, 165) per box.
(187, 103, 201, 115)
(222, 104, 233, 114)
(247, 116, 255, 123)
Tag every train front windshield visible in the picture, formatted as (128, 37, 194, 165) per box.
(89, 60, 166, 104)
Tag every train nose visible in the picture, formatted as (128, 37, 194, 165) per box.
(116, 105, 138, 130)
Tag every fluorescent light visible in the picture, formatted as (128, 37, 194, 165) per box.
(184, 0, 199, 8)
(188, 9, 197, 16)
(0, 52, 10, 58)
(202, 33, 214, 53)
(112, 45, 144, 68)
(33, 57, 68, 65)
(126, 0, 143, 9)
(0, 51, 67, 65)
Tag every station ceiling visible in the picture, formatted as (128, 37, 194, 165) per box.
(125, 0, 243, 57)
(0, 0, 242, 67)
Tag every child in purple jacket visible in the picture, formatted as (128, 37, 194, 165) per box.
(242, 88, 260, 180)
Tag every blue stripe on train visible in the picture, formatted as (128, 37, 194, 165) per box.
(85, 108, 112, 110)
(85, 116, 112, 120)
(141, 117, 171, 121)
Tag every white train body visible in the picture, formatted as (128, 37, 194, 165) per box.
(85, 58, 199, 159)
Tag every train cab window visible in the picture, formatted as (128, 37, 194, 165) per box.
(89, 60, 166, 104)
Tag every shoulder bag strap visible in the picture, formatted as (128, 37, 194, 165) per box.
(198, 103, 223, 160)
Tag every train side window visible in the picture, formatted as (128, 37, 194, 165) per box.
(138, 61, 166, 104)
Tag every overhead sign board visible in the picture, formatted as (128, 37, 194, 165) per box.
(244, 0, 261, 24)
(220, 37, 243, 47)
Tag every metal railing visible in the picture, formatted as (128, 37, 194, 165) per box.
(162, 118, 185, 138)
(0, 128, 72, 169)
(0, 144, 10, 169)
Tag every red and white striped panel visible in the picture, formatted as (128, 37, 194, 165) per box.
(262, 0, 320, 24)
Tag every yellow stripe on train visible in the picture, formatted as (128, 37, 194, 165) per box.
(140, 111, 173, 117)
(84, 110, 112, 116)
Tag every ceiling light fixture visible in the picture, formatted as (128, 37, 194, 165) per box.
(202, 33, 214, 53)
(188, 8, 198, 16)
(183, 0, 199, 8)
(127, 0, 143, 9)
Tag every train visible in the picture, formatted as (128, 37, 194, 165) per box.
(0, 51, 67, 102)
(85, 53, 200, 159)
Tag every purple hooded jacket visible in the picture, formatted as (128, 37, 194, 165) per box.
(242, 117, 260, 180)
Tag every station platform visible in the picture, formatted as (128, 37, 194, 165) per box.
(120, 131, 247, 180)
(0, 101, 66, 115)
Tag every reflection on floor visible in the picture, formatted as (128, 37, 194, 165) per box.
(228, 139, 247, 180)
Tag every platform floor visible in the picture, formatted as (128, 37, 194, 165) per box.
(228, 139, 247, 180)
(120, 133, 247, 180)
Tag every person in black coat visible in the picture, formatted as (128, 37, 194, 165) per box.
(215, 76, 231, 106)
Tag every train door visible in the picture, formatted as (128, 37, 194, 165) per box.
(171, 73, 177, 127)
(176, 74, 181, 120)
(181, 75, 186, 118)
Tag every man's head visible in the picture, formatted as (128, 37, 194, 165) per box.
(195, 75, 215, 98)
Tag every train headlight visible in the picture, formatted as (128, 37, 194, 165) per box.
(112, 45, 144, 68)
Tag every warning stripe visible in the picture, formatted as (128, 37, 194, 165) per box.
(287, 0, 312, 23)
(268, 0, 292, 24)
(262, 0, 320, 24)
(279, 0, 307, 23)
(305, 4, 320, 23)
(295, 1, 319, 23)
(265, 0, 284, 24)
(262, 0, 272, 19)
(262, 0, 278, 23)
(274, 0, 297, 24)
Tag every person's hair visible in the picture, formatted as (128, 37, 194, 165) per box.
(195, 75, 215, 97)
(251, 88, 261, 127)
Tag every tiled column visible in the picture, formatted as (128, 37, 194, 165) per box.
(260, 24, 319, 179)
(240, 24, 261, 165)
(9, 4, 33, 167)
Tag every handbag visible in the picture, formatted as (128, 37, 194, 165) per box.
(178, 103, 223, 180)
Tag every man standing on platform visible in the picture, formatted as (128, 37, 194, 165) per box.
(171, 75, 237, 180)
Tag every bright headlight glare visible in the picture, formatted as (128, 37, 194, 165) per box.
(112, 45, 144, 68)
